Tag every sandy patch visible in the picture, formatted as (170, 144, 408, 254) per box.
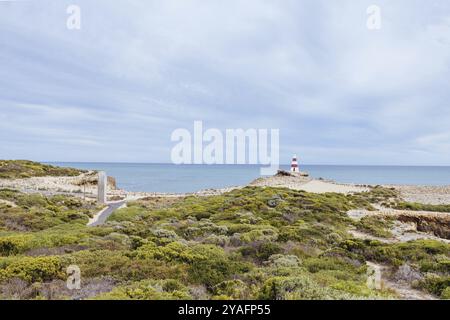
(296, 180, 369, 194)
(366, 262, 436, 300)
(0, 172, 117, 199)
(0, 199, 17, 207)
(250, 175, 369, 194)
(390, 185, 450, 205)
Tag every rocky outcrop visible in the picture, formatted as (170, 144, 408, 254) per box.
(276, 170, 309, 177)
(73, 172, 117, 190)
(397, 215, 450, 240)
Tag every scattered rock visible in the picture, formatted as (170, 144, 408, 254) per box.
(393, 264, 423, 283)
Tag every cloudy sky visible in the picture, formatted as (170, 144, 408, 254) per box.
(1, 0, 449, 165)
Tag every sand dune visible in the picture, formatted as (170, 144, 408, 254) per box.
(250, 174, 369, 194)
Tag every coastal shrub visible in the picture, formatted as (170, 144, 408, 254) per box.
(265, 254, 301, 268)
(212, 280, 249, 300)
(15, 194, 48, 209)
(64, 247, 189, 282)
(238, 228, 279, 244)
(183, 220, 228, 239)
(125, 259, 189, 282)
(342, 239, 450, 273)
(354, 216, 393, 238)
(416, 274, 450, 297)
(0, 256, 63, 283)
(0, 183, 447, 300)
(202, 235, 229, 247)
(255, 243, 283, 261)
(0, 234, 34, 256)
(151, 228, 179, 240)
(259, 276, 358, 300)
(274, 265, 373, 297)
(135, 241, 190, 261)
(353, 186, 399, 205)
(0, 225, 92, 256)
(278, 223, 335, 247)
(303, 257, 363, 275)
(129, 236, 148, 249)
(0, 160, 84, 179)
(326, 278, 382, 297)
(441, 287, 450, 300)
(136, 242, 249, 288)
(187, 245, 250, 288)
(394, 202, 450, 213)
(107, 206, 145, 222)
(0, 192, 96, 231)
(61, 250, 131, 279)
(94, 279, 191, 300)
(239, 242, 283, 262)
(136, 242, 250, 287)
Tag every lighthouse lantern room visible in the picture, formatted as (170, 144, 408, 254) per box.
(291, 155, 299, 173)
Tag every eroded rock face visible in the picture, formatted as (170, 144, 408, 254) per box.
(398, 215, 450, 240)
(73, 173, 117, 190)
(107, 176, 117, 189)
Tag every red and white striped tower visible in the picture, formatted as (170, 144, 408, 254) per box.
(291, 154, 299, 173)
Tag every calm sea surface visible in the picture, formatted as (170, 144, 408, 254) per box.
(48, 163, 450, 193)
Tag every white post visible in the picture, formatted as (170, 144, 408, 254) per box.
(97, 171, 107, 204)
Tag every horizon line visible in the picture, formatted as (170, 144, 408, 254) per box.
(40, 161, 450, 168)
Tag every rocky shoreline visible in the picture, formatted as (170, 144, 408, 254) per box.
(1, 170, 449, 206)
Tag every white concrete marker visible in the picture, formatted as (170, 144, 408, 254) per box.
(97, 171, 107, 204)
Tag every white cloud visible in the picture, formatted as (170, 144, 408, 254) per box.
(0, 0, 450, 164)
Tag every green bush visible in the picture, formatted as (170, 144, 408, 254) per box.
(441, 287, 450, 300)
(416, 274, 450, 297)
(0, 185, 447, 300)
(0, 191, 96, 232)
(354, 216, 393, 238)
(95, 279, 191, 300)
(394, 202, 450, 213)
(0, 160, 84, 179)
(212, 280, 249, 300)
(0, 235, 34, 256)
(0, 256, 63, 283)
(259, 276, 358, 300)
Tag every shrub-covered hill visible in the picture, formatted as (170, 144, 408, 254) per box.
(0, 187, 448, 300)
(0, 160, 84, 179)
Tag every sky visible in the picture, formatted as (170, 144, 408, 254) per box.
(0, 0, 450, 165)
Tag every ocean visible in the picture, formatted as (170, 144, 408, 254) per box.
(48, 163, 450, 193)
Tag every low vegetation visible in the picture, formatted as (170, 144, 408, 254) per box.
(0, 160, 84, 179)
(0, 186, 448, 300)
(394, 202, 450, 213)
(354, 216, 394, 238)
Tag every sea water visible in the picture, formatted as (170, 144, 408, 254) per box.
(48, 163, 450, 193)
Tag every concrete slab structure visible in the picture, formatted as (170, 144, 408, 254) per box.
(97, 171, 107, 204)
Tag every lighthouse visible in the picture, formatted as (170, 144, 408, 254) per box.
(291, 154, 299, 173)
